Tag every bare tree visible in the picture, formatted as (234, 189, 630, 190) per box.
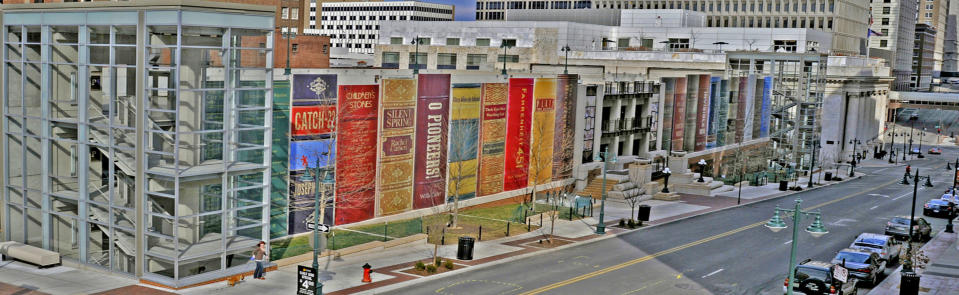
(422, 183, 453, 264)
(447, 119, 480, 228)
(527, 114, 557, 212)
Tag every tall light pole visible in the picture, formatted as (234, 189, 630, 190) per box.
(808, 142, 820, 188)
(849, 139, 860, 177)
(595, 147, 616, 234)
(500, 42, 512, 76)
(411, 36, 420, 75)
(561, 45, 571, 74)
(903, 170, 920, 272)
(299, 155, 334, 295)
(765, 198, 829, 295)
(908, 121, 915, 155)
(283, 21, 295, 76)
(917, 127, 926, 158)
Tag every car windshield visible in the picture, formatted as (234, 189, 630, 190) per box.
(930, 200, 948, 206)
(856, 238, 886, 246)
(853, 242, 882, 250)
(891, 217, 911, 225)
(834, 252, 870, 264)
(795, 267, 829, 282)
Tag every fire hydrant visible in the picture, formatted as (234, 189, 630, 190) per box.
(362, 263, 373, 283)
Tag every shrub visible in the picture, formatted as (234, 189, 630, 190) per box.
(425, 264, 438, 274)
(618, 219, 626, 227)
(434, 257, 442, 266)
(444, 260, 455, 270)
(415, 261, 426, 270)
(627, 219, 636, 228)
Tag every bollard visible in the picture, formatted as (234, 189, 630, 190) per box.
(569, 206, 573, 221)
(527, 221, 531, 232)
(479, 225, 483, 241)
(383, 222, 388, 242)
(540, 214, 543, 227)
(441, 228, 446, 245)
(506, 222, 510, 236)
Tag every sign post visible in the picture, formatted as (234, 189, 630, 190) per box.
(297, 265, 318, 295)
(833, 265, 848, 283)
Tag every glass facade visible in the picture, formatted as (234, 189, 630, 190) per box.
(2, 6, 274, 287)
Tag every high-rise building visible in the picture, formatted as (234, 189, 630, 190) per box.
(913, 23, 938, 89)
(942, 0, 959, 77)
(306, 1, 454, 54)
(0, 0, 276, 287)
(474, 0, 869, 55)
(919, 0, 948, 79)
(868, 0, 918, 90)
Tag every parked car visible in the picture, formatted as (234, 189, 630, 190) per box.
(784, 260, 859, 295)
(929, 147, 942, 154)
(849, 233, 902, 264)
(942, 192, 959, 204)
(924, 199, 955, 217)
(831, 249, 885, 286)
(885, 216, 932, 241)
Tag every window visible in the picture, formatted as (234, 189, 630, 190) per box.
(292, 44, 299, 53)
(640, 38, 654, 48)
(881, 29, 889, 35)
(774, 40, 797, 52)
(926, 4, 933, 9)
(926, 12, 933, 18)
(359, 16, 366, 20)
(291, 8, 299, 19)
(437, 53, 457, 69)
(497, 54, 519, 62)
(476, 38, 491, 46)
(501, 39, 517, 47)
(281, 7, 290, 19)
(446, 38, 460, 45)
(466, 54, 486, 69)
(409, 53, 427, 69)
(880, 40, 888, 47)
(881, 18, 889, 25)
(399, 16, 407, 20)
(416, 37, 431, 45)
(618, 38, 629, 48)
(883, 7, 890, 14)
(667, 38, 690, 49)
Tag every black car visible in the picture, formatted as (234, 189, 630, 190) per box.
(784, 260, 858, 295)
(885, 216, 932, 241)
(924, 199, 955, 217)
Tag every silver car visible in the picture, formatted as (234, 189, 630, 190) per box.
(849, 233, 902, 264)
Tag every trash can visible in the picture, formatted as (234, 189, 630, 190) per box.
(637, 205, 651, 222)
(900, 271, 920, 295)
(779, 180, 788, 191)
(824, 172, 833, 181)
(456, 237, 475, 260)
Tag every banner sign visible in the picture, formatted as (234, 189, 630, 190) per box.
(293, 74, 337, 106)
(553, 74, 577, 180)
(504, 78, 534, 191)
(291, 105, 337, 137)
(448, 83, 481, 201)
(531, 78, 556, 185)
(335, 84, 378, 225)
(378, 78, 417, 215)
(297, 265, 317, 295)
(477, 83, 508, 197)
(413, 74, 451, 209)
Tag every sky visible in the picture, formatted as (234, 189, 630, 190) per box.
(392, 0, 476, 20)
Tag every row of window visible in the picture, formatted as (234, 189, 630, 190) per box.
(321, 24, 381, 30)
(321, 15, 451, 21)
(478, 0, 836, 12)
(332, 42, 373, 49)
(322, 5, 454, 15)
(281, 7, 300, 20)
(329, 34, 377, 40)
(706, 15, 833, 29)
(388, 37, 517, 47)
(381, 52, 519, 69)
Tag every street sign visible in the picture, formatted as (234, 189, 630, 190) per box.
(833, 265, 848, 283)
(307, 222, 331, 232)
(297, 265, 317, 295)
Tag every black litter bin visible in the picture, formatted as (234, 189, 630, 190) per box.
(456, 237, 475, 260)
(779, 180, 788, 191)
(824, 172, 833, 181)
(900, 271, 920, 295)
(637, 205, 651, 224)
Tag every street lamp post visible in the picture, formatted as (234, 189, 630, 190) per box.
(808, 143, 820, 188)
(765, 198, 829, 295)
(500, 42, 512, 76)
(561, 45, 571, 74)
(908, 121, 915, 156)
(299, 156, 335, 295)
(903, 170, 920, 272)
(594, 147, 616, 235)
(697, 159, 707, 182)
(661, 167, 672, 193)
(283, 25, 295, 76)
(411, 36, 420, 75)
(918, 128, 926, 158)
(849, 139, 860, 177)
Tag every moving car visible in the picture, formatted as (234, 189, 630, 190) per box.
(849, 233, 902, 264)
(929, 147, 942, 154)
(924, 199, 954, 217)
(831, 249, 885, 286)
(885, 216, 932, 241)
(784, 260, 858, 295)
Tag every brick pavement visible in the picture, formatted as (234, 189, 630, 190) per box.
(0, 282, 47, 295)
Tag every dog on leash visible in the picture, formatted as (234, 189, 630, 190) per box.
(227, 273, 246, 286)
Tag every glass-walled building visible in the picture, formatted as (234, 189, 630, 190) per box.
(1, 1, 275, 287)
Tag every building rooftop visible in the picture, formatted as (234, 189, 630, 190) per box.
(0, 0, 274, 13)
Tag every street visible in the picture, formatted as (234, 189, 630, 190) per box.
(381, 149, 958, 295)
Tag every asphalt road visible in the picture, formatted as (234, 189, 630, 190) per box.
(382, 148, 959, 295)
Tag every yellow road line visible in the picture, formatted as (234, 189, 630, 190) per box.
(518, 178, 899, 295)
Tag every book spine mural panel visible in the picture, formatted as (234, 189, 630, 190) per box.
(661, 78, 674, 151)
(671, 77, 686, 151)
(760, 76, 772, 137)
(504, 78, 534, 192)
(582, 93, 596, 163)
(448, 83, 481, 201)
(717, 79, 729, 147)
(531, 78, 556, 185)
(752, 76, 764, 138)
(413, 74, 451, 209)
(552, 74, 577, 180)
(289, 140, 336, 233)
(378, 78, 417, 215)
(291, 105, 337, 138)
(742, 75, 756, 140)
(735, 77, 746, 143)
(335, 84, 378, 225)
(477, 83, 508, 197)
(707, 77, 721, 149)
(695, 75, 709, 152)
(684, 75, 698, 152)
(292, 74, 337, 106)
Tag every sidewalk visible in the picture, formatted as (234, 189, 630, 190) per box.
(868, 229, 959, 295)
(0, 172, 864, 295)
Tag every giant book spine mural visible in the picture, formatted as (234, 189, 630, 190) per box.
(552, 74, 578, 180)
(335, 84, 379, 225)
(695, 75, 710, 151)
(531, 78, 556, 185)
(684, 75, 698, 152)
(378, 78, 417, 215)
(662, 78, 674, 151)
(477, 83, 508, 197)
(413, 74, 451, 209)
(504, 78, 534, 192)
(671, 77, 687, 151)
(448, 83, 481, 201)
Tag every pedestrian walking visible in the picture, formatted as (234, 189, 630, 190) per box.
(252, 241, 268, 280)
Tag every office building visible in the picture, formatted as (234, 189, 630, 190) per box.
(474, 0, 869, 55)
(1, 0, 275, 287)
(867, 0, 917, 90)
(914, 23, 937, 89)
(919, 0, 948, 79)
(306, 1, 454, 54)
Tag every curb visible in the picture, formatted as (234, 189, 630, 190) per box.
(354, 173, 868, 294)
